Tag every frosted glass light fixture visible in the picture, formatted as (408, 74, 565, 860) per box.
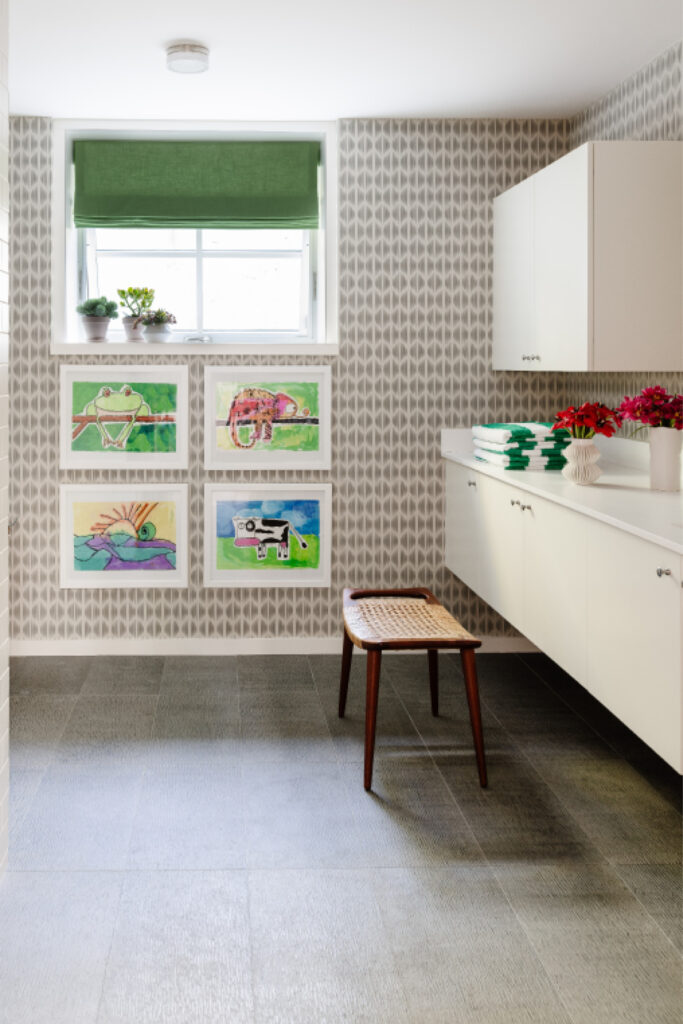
(167, 43, 209, 74)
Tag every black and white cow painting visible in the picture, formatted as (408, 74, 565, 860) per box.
(232, 515, 308, 561)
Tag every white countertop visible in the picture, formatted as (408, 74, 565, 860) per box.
(441, 428, 683, 555)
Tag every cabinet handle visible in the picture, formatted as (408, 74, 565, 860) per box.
(510, 499, 521, 507)
(520, 504, 532, 511)
(656, 567, 672, 577)
(467, 480, 477, 488)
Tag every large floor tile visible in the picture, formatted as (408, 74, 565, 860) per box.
(242, 761, 370, 869)
(343, 759, 485, 868)
(9, 655, 92, 696)
(237, 654, 314, 691)
(0, 870, 122, 1024)
(151, 696, 241, 770)
(240, 693, 336, 765)
(392, 932, 572, 1024)
(436, 751, 595, 863)
(81, 656, 164, 696)
(8, 765, 44, 836)
(126, 764, 246, 870)
(613, 862, 683, 951)
(10, 762, 143, 869)
(97, 871, 254, 1024)
(513, 893, 682, 1024)
(537, 754, 682, 866)
(56, 695, 158, 767)
(9, 694, 77, 769)
(160, 655, 238, 700)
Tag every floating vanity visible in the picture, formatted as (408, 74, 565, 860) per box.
(442, 428, 683, 771)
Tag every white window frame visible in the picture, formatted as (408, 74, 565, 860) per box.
(51, 119, 338, 355)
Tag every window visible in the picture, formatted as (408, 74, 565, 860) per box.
(81, 227, 314, 340)
(53, 123, 338, 352)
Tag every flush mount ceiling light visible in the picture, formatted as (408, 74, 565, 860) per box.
(166, 43, 209, 74)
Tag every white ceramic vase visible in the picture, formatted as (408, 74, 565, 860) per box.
(649, 426, 682, 492)
(561, 437, 602, 485)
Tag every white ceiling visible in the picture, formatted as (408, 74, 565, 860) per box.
(8, 0, 682, 120)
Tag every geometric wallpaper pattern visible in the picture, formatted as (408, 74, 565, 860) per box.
(8, 41, 682, 641)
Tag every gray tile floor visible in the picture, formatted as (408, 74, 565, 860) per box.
(1, 651, 681, 1023)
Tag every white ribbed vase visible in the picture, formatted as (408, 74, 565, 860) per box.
(561, 438, 602, 485)
(649, 427, 682, 492)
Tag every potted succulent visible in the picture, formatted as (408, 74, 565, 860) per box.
(140, 308, 177, 340)
(76, 296, 119, 342)
(117, 286, 155, 341)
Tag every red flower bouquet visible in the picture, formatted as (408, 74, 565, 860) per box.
(552, 402, 622, 439)
(617, 387, 682, 431)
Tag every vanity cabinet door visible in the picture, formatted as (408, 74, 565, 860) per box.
(444, 461, 482, 595)
(475, 474, 525, 632)
(585, 520, 682, 772)
(522, 494, 588, 682)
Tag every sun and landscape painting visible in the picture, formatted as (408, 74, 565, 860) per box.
(60, 366, 188, 469)
(60, 485, 188, 588)
(204, 485, 331, 587)
(204, 366, 331, 469)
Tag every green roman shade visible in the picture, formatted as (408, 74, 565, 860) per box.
(73, 139, 321, 229)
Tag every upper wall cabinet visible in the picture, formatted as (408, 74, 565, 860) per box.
(492, 141, 683, 372)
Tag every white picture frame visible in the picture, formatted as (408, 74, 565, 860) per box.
(60, 483, 189, 589)
(59, 364, 189, 469)
(204, 483, 332, 588)
(204, 365, 331, 470)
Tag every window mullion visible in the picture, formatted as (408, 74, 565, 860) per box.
(196, 228, 203, 332)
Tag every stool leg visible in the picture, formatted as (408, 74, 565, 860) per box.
(339, 628, 353, 718)
(460, 647, 488, 788)
(427, 649, 439, 717)
(364, 649, 382, 791)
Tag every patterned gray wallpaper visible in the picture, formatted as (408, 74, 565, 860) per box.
(7, 41, 682, 643)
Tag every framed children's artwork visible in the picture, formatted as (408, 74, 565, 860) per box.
(59, 365, 189, 469)
(204, 365, 331, 470)
(60, 484, 188, 589)
(204, 483, 332, 588)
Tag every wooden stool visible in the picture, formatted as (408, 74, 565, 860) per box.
(339, 588, 488, 791)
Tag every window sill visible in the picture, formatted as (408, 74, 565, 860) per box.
(51, 339, 339, 357)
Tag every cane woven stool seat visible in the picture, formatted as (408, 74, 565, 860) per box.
(339, 588, 487, 791)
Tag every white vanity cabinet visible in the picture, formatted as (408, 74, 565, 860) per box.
(492, 141, 683, 372)
(442, 433, 683, 771)
(585, 522, 682, 770)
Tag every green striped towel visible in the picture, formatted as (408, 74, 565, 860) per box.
(474, 450, 566, 470)
(472, 422, 568, 444)
(474, 438, 569, 454)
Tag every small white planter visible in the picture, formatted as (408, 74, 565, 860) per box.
(80, 316, 112, 342)
(649, 426, 682, 492)
(561, 438, 602, 485)
(122, 316, 145, 342)
(143, 324, 173, 341)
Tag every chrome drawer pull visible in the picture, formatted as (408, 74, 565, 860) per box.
(656, 567, 672, 577)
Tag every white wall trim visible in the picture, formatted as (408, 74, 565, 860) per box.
(10, 636, 538, 657)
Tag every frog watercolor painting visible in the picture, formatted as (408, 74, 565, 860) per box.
(70, 380, 178, 454)
(73, 500, 177, 572)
